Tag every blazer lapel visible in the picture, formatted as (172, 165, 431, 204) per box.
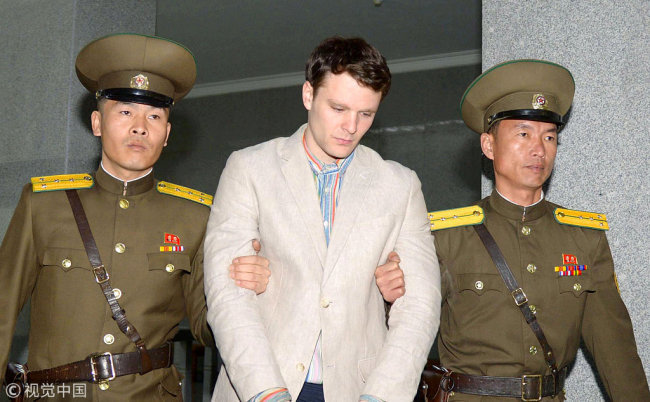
(323, 147, 375, 283)
(279, 126, 327, 268)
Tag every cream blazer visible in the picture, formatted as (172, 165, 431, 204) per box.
(204, 125, 440, 402)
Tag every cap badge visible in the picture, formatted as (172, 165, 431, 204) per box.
(130, 74, 150, 90)
(532, 93, 548, 110)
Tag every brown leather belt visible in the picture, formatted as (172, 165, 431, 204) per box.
(23, 342, 173, 384)
(449, 367, 567, 401)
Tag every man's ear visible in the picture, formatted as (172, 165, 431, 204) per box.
(164, 122, 171, 147)
(302, 81, 314, 111)
(91, 110, 102, 138)
(480, 132, 495, 161)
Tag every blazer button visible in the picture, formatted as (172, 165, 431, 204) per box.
(165, 264, 175, 273)
(474, 281, 484, 290)
(320, 298, 330, 308)
(114, 243, 126, 253)
(529, 346, 538, 355)
(61, 259, 72, 268)
(521, 226, 531, 236)
(119, 199, 130, 209)
(296, 363, 305, 372)
(573, 283, 582, 292)
(526, 263, 537, 273)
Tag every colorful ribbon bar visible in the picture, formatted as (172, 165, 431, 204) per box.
(160, 246, 185, 252)
(555, 264, 587, 276)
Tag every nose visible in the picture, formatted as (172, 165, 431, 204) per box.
(131, 114, 148, 136)
(342, 112, 358, 135)
(531, 136, 546, 158)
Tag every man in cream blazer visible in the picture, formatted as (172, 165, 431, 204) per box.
(204, 37, 440, 402)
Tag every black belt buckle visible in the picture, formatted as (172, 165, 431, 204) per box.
(511, 288, 528, 306)
(93, 265, 109, 284)
(521, 374, 542, 401)
(89, 352, 116, 383)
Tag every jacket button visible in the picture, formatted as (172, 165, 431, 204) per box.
(296, 363, 305, 371)
(114, 243, 126, 253)
(529, 304, 537, 315)
(573, 283, 582, 292)
(474, 281, 484, 290)
(103, 334, 115, 345)
(61, 259, 72, 268)
(529, 346, 538, 355)
(98, 382, 110, 391)
(521, 226, 531, 236)
(165, 264, 175, 273)
(526, 264, 537, 273)
(320, 298, 330, 308)
(119, 199, 130, 209)
(112, 288, 122, 300)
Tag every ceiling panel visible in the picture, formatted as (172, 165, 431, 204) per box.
(156, 0, 481, 84)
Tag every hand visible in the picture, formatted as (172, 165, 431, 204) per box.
(230, 239, 271, 295)
(374, 251, 405, 303)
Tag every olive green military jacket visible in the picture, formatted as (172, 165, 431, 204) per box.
(0, 167, 214, 401)
(434, 190, 649, 401)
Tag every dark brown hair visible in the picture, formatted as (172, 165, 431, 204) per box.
(305, 36, 391, 100)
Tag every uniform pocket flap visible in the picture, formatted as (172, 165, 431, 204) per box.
(43, 248, 92, 271)
(457, 273, 505, 295)
(557, 275, 595, 296)
(159, 366, 183, 397)
(147, 252, 192, 273)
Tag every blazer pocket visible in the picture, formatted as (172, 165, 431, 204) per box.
(147, 253, 192, 274)
(456, 273, 505, 295)
(43, 247, 92, 272)
(557, 275, 595, 297)
(358, 356, 377, 383)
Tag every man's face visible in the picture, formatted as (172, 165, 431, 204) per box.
(302, 72, 382, 164)
(91, 100, 171, 181)
(481, 119, 558, 200)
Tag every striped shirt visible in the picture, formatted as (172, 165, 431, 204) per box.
(303, 134, 354, 383)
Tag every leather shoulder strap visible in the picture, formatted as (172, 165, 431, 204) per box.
(473, 223, 559, 374)
(65, 189, 153, 374)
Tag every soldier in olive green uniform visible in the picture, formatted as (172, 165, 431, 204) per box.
(0, 34, 271, 401)
(429, 60, 649, 400)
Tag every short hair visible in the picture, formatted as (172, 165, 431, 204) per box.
(305, 36, 391, 100)
(487, 120, 501, 135)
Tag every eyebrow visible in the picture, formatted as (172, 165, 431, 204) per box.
(327, 99, 377, 114)
(513, 122, 557, 133)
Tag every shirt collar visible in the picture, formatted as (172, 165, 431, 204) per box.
(495, 188, 544, 207)
(96, 164, 155, 196)
(100, 161, 153, 183)
(302, 132, 355, 175)
(489, 189, 548, 222)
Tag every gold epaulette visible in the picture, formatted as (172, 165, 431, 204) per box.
(554, 208, 609, 230)
(156, 181, 213, 207)
(429, 205, 484, 231)
(31, 174, 94, 192)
